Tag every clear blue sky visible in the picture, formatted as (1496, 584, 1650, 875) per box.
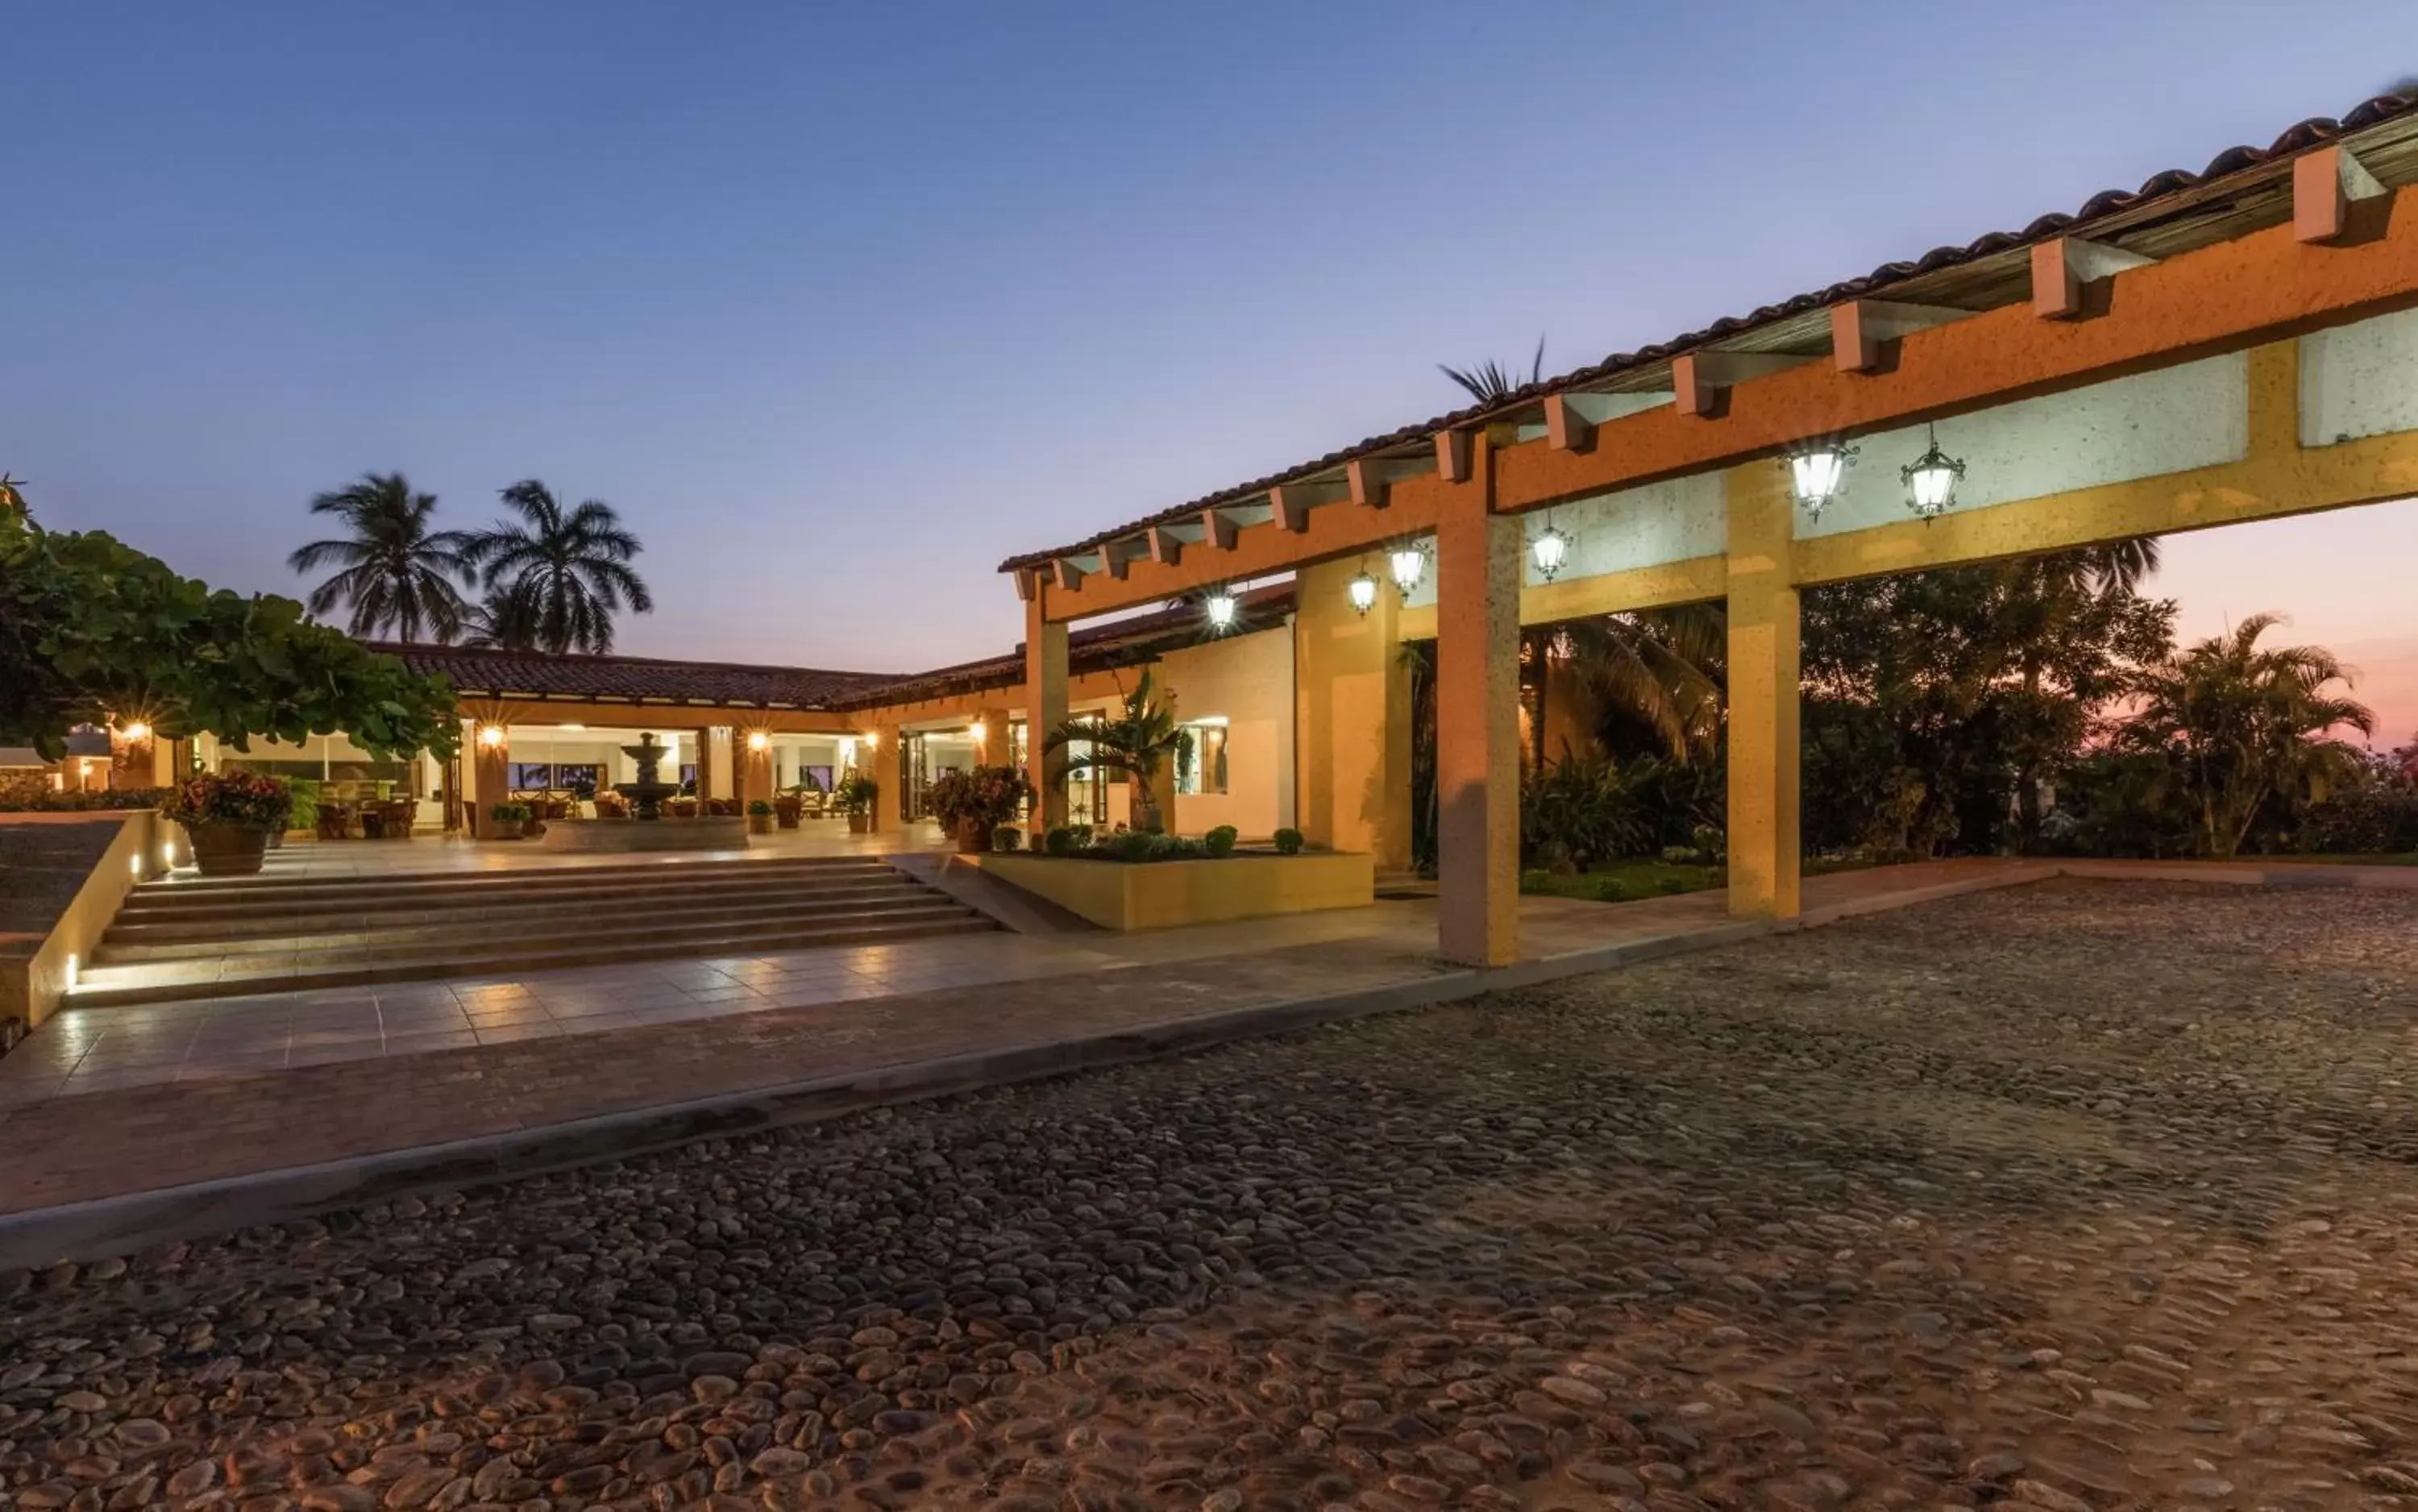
(6, 2, 2416, 708)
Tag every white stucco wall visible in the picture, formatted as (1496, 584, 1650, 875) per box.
(2302, 305, 2418, 447)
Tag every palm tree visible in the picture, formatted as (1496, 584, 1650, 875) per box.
(1440, 336, 1546, 405)
(1040, 670, 1191, 832)
(1543, 604, 1727, 765)
(2129, 613, 2374, 857)
(458, 585, 544, 650)
(287, 472, 473, 642)
(463, 480, 652, 655)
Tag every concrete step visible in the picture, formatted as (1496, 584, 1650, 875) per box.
(122, 856, 895, 912)
(95, 890, 959, 963)
(64, 911, 1001, 1009)
(107, 875, 931, 941)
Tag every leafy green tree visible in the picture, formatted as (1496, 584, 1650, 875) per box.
(288, 472, 473, 642)
(2125, 613, 2374, 857)
(464, 480, 652, 654)
(2, 507, 459, 760)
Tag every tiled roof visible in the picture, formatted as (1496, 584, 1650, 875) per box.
(999, 91, 2418, 571)
(371, 643, 894, 710)
(824, 584, 1295, 712)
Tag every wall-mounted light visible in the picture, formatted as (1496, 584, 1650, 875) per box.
(969, 720, 987, 742)
(1204, 587, 1239, 631)
(862, 731, 879, 750)
(1388, 544, 1427, 596)
(1783, 441, 1858, 520)
(476, 724, 506, 749)
(1901, 425, 1966, 521)
(131, 852, 143, 879)
(1347, 567, 1379, 617)
(746, 730, 770, 753)
(1528, 521, 1573, 582)
(119, 720, 152, 744)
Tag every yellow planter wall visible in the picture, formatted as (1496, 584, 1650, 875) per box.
(974, 851, 1373, 931)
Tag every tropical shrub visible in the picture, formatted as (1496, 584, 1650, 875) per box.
(926, 765, 1033, 834)
(1204, 825, 1238, 858)
(992, 824, 1022, 851)
(833, 772, 879, 816)
(0, 787, 171, 813)
(746, 799, 774, 816)
(161, 772, 293, 832)
(487, 802, 532, 823)
(280, 778, 321, 833)
(1520, 754, 1651, 871)
(1273, 828, 1304, 855)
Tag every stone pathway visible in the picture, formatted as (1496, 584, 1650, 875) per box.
(4, 878, 2417, 1510)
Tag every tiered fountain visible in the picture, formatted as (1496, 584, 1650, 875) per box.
(543, 731, 749, 852)
(613, 731, 679, 820)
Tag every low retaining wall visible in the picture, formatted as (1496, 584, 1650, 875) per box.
(541, 816, 750, 852)
(1, 812, 182, 1030)
(971, 849, 1373, 929)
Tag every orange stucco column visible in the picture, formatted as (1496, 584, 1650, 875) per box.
(1294, 557, 1414, 868)
(472, 725, 509, 839)
(1026, 598, 1070, 830)
(1724, 460, 1801, 920)
(740, 729, 775, 810)
(1435, 442, 1523, 967)
(974, 707, 1010, 768)
(873, 725, 904, 833)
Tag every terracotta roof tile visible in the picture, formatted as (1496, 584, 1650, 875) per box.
(370, 643, 891, 709)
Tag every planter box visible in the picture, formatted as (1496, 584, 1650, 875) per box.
(972, 850, 1373, 931)
(542, 816, 750, 853)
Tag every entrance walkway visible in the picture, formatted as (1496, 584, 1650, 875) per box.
(4, 858, 2408, 1263)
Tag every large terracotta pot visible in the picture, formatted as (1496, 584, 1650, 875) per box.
(748, 813, 774, 836)
(847, 812, 873, 835)
(775, 800, 803, 830)
(954, 818, 991, 855)
(188, 823, 270, 877)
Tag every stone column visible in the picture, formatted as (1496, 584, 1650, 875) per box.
(1025, 596, 1070, 830)
(1294, 557, 1414, 868)
(1435, 436, 1523, 967)
(1724, 459, 1801, 921)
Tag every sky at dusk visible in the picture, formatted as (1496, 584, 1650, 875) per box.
(5, 2, 2416, 742)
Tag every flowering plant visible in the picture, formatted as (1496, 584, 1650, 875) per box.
(927, 764, 1032, 833)
(160, 771, 293, 831)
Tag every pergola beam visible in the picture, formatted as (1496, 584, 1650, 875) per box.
(1544, 390, 1677, 452)
(1435, 429, 1475, 482)
(1347, 455, 1430, 509)
(1147, 523, 1192, 565)
(2295, 143, 2388, 245)
(2030, 236, 2158, 319)
(1266, 479, 1349, 533)
(1200, 508, 1240, 550)
(1830, 299, 1967, 372)
(1671, 351, 1809, 417)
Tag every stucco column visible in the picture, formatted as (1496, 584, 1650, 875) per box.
(688, 729, 713, 807)
(1293, 558, 1413, 868)
(974, 707, 1011, 768)
(1724, 459, 1801, 921)
(740, 729, 775, 810)
(1435, 439, 1523, 967)
(1026, 596, 1070, 830)
(706, 727, 736, 808)
(472, 724, 509, 839)
(873, 725, 905, 833)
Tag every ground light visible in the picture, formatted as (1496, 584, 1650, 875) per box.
(1347, 564, 1379, 616)
(1902, 425, 1966, 520)
(1203, 587, 1240, 632)
(1388, 544, 1427, 596)
(1784, 441, 1857, 519)
(1529, 521, 1572, 581)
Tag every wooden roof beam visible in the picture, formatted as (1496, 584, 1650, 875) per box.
(1830, 299, 1967, 372)
(1346, 455, 1431, 509)
(2030, 236, 2158, 319)
(1099, 537, 1148, 580)
(1265, 479, 1349, 534)
(1199, 508, 1240, 550)
(1052, 556, 1091, 592)
(1435, 429, 1475, 482)
(1543, 390, 1677, 452)
(1671, 351, 1812, 417)
(1146, 522, 1195, 566)
(2295, 143, 2389, 245)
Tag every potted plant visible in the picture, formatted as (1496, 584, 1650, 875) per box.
(488, 801, 532, 841)
(835, 772, 879, 834)
(747, 798, 775, 835)
(160, 771, 293, 876)
(775, 787, 805, 829)
(1041, 671, 1192, 833)
(927, 765, 1034, 854)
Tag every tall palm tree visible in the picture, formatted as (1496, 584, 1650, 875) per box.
(463, 480, 652, 655)
(457, 585, 544, 650)
(2129, 613, 2374, 857)
(287, 472, 473, 642)
(1545, 605, 1727, 765)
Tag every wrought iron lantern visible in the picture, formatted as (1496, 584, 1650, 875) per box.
(1347, 566, 1379, 616)
(1784, 441, 1858, 520)
(1203, 586, 1240, 631)
(1901, 426, 1965, 521)
(1529, 521, 1573, 581)
(1387, 543, 1428, 596)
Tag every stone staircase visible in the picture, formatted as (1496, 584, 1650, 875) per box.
(66, 855, 999, 1007)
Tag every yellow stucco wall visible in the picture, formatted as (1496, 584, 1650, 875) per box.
(1293, 559, 1413, 869)
(974, 850, 1373, 930)
(1157, 626, 1294, 841)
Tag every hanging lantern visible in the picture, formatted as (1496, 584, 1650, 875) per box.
(1204, 587, 1240, 631)
(1783, 441, 1858, 519)
(1529, 522, 1572, 581)
(1347, 569, 1379, 617)
(1388, 544, 1427, 596)
(1901, 426, 1965, 520)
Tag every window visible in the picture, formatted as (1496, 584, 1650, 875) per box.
(1177, 721, 1228, 795)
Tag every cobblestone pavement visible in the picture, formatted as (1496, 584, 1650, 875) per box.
(6, 878, 2418, 1512)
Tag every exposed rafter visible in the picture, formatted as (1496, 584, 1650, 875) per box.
(1830, 299, 1966, 372)
(1543, 391, 1676, 452)
(1347, 455, 1430, 509)
(1435, 429, 1474, 483)
(2030, 236, 2158, 319)
(1671, 351, 1811, 417)
(2295, 143, 2388, 243)
(1147, 523, 1193, 565)
(1200, 508, 1240, 550)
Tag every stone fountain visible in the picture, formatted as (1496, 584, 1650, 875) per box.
(613, 731, 678, 820)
